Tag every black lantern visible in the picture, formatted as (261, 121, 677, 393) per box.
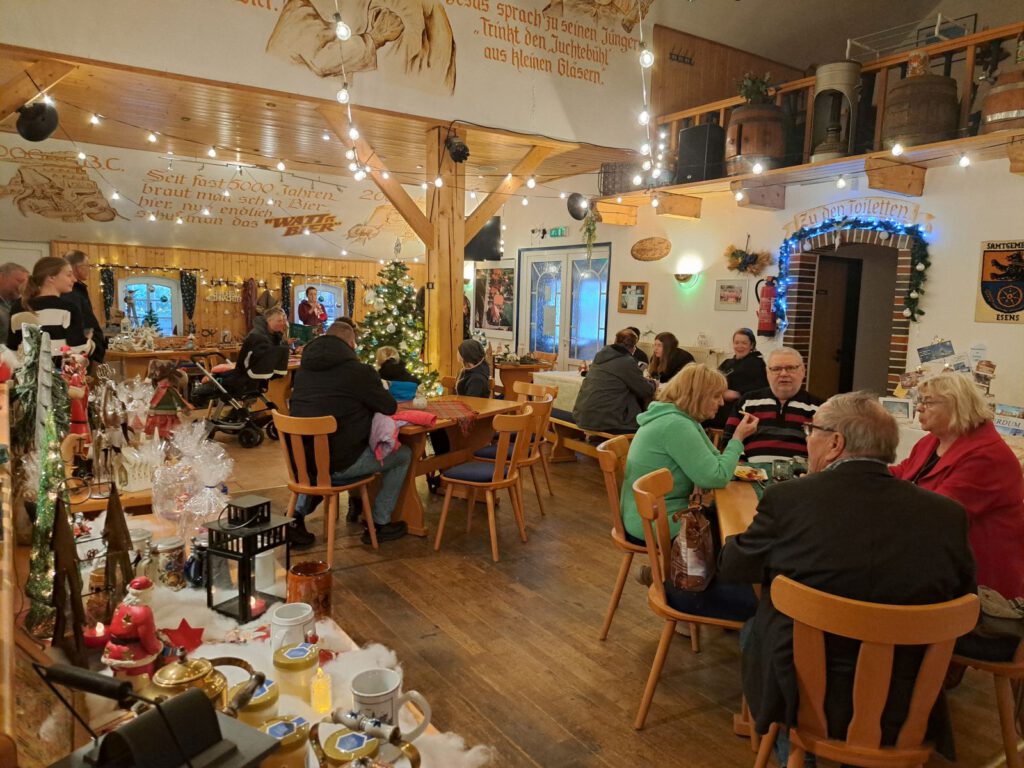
(206, 494, 290, 622)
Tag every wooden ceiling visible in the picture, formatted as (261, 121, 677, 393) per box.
(0, 47, 632, 192)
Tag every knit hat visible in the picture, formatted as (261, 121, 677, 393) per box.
(458, 339, 485, 366)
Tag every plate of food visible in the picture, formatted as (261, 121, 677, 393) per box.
(734, 466, 768, 482)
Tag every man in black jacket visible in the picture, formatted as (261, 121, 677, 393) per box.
(62, 250, 106, 363)
(572, 329, 656, 432)
(289, 320, 411, 546)
(719, 391, 976, 762)
(220, 308, 290, 398)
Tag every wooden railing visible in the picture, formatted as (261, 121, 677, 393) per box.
(657, 22, 1024, 163)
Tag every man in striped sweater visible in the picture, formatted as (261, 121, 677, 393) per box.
(723, 347, 821, 463)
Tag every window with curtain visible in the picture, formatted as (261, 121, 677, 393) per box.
(117, 276, 183, 336)
(294, 283, 345, 325)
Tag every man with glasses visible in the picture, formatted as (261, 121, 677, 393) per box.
(723, 347, 820, 463)
(720, 392, 976, 763)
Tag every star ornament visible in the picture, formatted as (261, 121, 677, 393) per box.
(161, 619, 205, 653)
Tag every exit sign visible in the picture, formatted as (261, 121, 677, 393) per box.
(549, 226, 567, 238)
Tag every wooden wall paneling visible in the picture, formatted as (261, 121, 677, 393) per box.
(651, 25, 804, 117)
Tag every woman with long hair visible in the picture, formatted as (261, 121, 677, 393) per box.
(708, 327, 768, 428)
(646, 332, 694, 384)
(6, 255, 91, 365)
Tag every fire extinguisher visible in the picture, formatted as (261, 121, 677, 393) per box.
(755, 276, 777, 337)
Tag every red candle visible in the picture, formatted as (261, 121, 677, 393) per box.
(250, 597, 267, 618)
(84, 621, 110, 649)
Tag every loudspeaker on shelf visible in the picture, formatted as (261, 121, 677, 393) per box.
(674, 124, 725, 184)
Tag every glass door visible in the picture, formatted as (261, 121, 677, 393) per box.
(523, 246, 609, 369)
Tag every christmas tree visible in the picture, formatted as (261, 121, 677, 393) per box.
(142, 306, 160, 329)
(359, 260, 435, 386)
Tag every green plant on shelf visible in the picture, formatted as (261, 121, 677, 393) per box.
(737, 71, 773, 104)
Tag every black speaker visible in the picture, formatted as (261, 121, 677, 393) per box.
(674, 123, 725, 184)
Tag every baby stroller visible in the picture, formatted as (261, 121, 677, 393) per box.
(189, 358, 280, 448)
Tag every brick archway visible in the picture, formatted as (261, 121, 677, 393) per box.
(781, 227, 915, 394)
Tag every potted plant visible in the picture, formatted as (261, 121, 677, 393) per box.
(725, 71, 789, 176)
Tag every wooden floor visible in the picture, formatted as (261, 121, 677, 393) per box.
(228, 438, 1012, 767)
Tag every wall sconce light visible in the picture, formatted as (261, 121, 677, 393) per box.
(674, 255, 704, 285)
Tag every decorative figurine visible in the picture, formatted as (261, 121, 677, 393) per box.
(62, 351, 91, 446)
(101, 576, 167, 683)
(145, 360, 190, 438)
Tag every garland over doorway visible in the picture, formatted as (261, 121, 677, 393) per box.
(775, 216, 932, 332)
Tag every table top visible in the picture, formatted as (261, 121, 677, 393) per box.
(533, 370, 583, 381)
(107, 346, 239, 359)
(397, 395, 519, 434)
(715, 481, 760, 539)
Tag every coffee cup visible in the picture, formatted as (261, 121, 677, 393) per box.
(350, 668, 431, 742)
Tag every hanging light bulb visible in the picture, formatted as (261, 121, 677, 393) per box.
(752, 162, 765, 175)
(222, 189, 230, 197)
(734, 191, 744, 202)
(642, 160, 652, 171)
(111, 190, 120, 200)
(42, 94, 54, 106)
(348, 126, 359, 141)
(276, 160, 286, 171)
(640, 142, 651, 156)
(891, 142, 904, 157)
(146, 131, 157, 143)
(336, 83, 350, 104)
(334, 12, 352, 40)
(303, 227, 311, 235)
(632, 174, 643, 186)
(526, 176, 536, 189)
(651, 167, 662, 179)
(638, 109, 650, 126)
(348, 161, 358, 172)
(207, 147, 217, 158)
(202, 207, 211, 216)
(420, 182, 428, 190)
(616, 196, 623, 203)
(651, 196, 660, 208)
(89, 114, 100, 125)
(381, 171, 390, 180)
(658, 142, 666, 151)
(322, 130, 331, 141)
(581, 198, 589, 209)
(175, 216, 184, 224)
(77, 151, 86, 161)
(266, 197, 274, 205)
(958, 153, 970, 167)
(148, 212, 157, 222)
(354, 168, 367, 181)
(836, 175, 847, 189)
(341, 249, 348, 256)
(521, 197, 529, 206)
(344, 148, 355, 161)
(639, 44, 654, 68)
(559, 191, 567, 199)
(470, 191, 477, 199)
(434, 176, 444, 188)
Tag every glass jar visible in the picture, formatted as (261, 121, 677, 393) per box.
(258, 715, 309, 768)
(272, 642, 318, 701)
(151, 536, 187, 591)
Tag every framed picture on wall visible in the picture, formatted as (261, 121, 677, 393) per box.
(715, 279, 748, 311)
(618, 281, 648, 314)
(473, 262, 515, 339)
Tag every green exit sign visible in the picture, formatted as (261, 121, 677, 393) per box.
(549, 226, 567, 238)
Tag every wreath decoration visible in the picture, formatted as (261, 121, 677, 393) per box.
(725, 236, 773, 275)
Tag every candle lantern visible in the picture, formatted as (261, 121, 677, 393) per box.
(206, 495, 289, 622)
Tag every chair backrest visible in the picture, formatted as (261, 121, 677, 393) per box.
(440, 375, 457, 394)
(532, 350, 557, 369)
(519, 394, 553, 459)
(596, 435, 633, 540)
(705, 427, 724, 450)
(271, 410, 338, 491)
(771, 574, 980, 758)
(631, 468, 676, 606)
(489, 406, 534, 483)
(512, 380, 557, 402)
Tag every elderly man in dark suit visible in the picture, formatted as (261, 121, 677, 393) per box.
(720, 391, 976, 762)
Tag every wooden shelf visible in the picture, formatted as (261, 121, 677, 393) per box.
(72, 489, 152, 516)
(596, 129, 1024, 216)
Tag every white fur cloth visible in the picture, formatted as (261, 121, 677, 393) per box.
(59, 586, 494, 767)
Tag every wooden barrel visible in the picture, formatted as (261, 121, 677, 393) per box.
(881, 74, 959, 148)
(725, 104, 787, 176)
(981, 69, 1024, 134)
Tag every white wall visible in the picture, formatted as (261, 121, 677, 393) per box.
(499, 156, 1024, 403)
(0, 240, 48, 269)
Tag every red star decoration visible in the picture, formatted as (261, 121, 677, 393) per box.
(161, 619, 205, 654)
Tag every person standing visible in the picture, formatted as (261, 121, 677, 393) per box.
(297, 286, 328, 331)
(0, 262, 29, 344)
(61, 250, 106, 363)
(6, 256, 91, 367)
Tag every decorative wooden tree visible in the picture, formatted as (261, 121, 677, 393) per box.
(51, 494, 86, 666)
(102, 484, 135, 618)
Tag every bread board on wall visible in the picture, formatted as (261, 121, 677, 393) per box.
(631, 237, 672, 262)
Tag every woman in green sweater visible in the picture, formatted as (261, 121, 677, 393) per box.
(620, 363, 759, 620)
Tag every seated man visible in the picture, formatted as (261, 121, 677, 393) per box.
(572, 328, 656, 434)
(723, 346, 820, 463)
(288, 319, 411, 547)
(719, 392, 976, 762)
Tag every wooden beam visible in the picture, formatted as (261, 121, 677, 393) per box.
(864, 156, 926, 197)
(653, 193, 702, 220)
(1008, 137, 1024, 175)
(593, 200, 638, 227)
(425, 127, 465, 379)
(465, 145, 554, 243)
(318, 105, 434, 245)
(0, 60, 75, 122)
(730, 182, 786, 211)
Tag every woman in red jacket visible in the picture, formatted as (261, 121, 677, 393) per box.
(297, 286, 328, 331)
(892, 373, 1024, 599)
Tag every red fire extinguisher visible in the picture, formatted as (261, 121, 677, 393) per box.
(755, 276, 777, 337)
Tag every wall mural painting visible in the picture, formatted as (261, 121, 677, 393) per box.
(347, 199, 419, 246)
(0, 150, 120, 223)
(267, 0, 457, 94)
(542, 0, 654, 33)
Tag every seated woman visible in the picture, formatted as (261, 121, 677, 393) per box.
(428, 340, 491, 485)
(708, 327, 768, 428)
(892, 373, 1024, 660)
(647, 332, 695, 384)
(620, 363, 759, 621)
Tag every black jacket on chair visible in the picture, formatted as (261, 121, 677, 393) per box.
(289, 335, 397, 474)
(719, 460, 976, 759)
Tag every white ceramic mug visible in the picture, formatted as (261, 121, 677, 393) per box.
(270, 602, 316, 651)
(350, 668, 431, 742)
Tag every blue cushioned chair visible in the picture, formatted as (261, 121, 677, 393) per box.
(434, 406, 533, 562)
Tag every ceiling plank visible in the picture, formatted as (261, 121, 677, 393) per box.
(465, 145, 554, 243)
(0, 60, 75, 122)
(319, 105, 433, 246)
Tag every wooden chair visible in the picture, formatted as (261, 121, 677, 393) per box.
(531, 350, 557, 369)
(513, 381, 558, 497)
(434, 407, 533, 562)
(705, 428, 725, 450)
(951, 640, 1024, 768)
(595, 435, 641, 641)
(631, 468, 752, 730)
(475, 393, 553, 518)
(272, 410, 379, 565)
(755, 575, 979, 768)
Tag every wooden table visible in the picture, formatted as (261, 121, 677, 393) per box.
(715, 481, 760, 539)
(532, 370, 583, 413)
(106, 345, 239, 379)
(392, 396, 521, 537)
(493, 363, 546, 396)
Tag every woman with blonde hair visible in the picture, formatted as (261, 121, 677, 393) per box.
(893, 373, 1024, 607)
(620, 363, 759, 620)
(375, 345, 419, 384)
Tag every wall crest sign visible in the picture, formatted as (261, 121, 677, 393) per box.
(976, 240, 1024, 324)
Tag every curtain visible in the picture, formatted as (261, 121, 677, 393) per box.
(241, 278, 257, 333)
(281, 275, 292, 318)
(179, 270, 197, 333)
(99, 267, 115, 322)
(346, 278, 356, 322)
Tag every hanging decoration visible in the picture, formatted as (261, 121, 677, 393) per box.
(100, 266, 115, 322)
(775, 217, 931, 333)
(346, 278, 356, 319)
(358, 261, 434, 386)
(179, 269, 197, 333)
(281, 274, 292, 317)
(242, 277, 258, 332)
(725, 235, 774, 275)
